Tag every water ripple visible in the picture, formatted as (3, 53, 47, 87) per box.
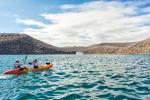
(0, 54, 150, 100)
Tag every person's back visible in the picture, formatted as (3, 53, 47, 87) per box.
(14, 61, 21, 69)
(33, 59, 38, 68)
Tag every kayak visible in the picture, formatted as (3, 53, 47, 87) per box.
(4, 64, 53, 74)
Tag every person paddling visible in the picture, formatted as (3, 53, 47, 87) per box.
(14, 60, 21, 69)
(32, 59, 39, 68)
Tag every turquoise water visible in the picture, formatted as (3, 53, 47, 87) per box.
(0, 55, 150, 100)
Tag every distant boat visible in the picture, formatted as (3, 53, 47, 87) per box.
(76, 51, 84, 55)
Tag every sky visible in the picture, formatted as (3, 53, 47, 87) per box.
(1, 0, 150, 47)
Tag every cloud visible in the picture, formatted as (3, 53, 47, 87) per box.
(16, 19, 47, 27)
(18, 0, 150, 47)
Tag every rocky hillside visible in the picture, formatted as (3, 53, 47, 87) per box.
(80, 42, 132, 54)
(0, 33, 149, 54)
(83, 42, 133, 54)
(88, 42, 133, 48)
(85, 38, 150, 54)
(61, 46, 87, 53)
(117, 38, 150, 54)
(84, 46, 120, 54)
(0, 33, 70, 54)
(61, 43, 133, 53)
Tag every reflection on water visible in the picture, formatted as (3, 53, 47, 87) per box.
(0, 54, 150, 100)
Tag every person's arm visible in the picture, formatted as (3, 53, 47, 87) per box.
(14, 64, 17, 68)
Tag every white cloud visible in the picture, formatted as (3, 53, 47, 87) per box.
(60, 4, 77, 9)
(18, 1, 150, 47)
(16, 19, 47, 27)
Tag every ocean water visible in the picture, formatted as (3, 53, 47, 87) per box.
(0, 54, 150, 100)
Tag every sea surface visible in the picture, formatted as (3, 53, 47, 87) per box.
(0, 54, 150, 100)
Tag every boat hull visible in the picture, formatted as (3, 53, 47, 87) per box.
(4, 64, 53, 74)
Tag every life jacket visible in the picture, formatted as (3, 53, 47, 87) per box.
(33, 62, 38, 66)
(14, 63, 21, 68)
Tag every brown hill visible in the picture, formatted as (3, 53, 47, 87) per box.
(0, 33, 69, 54)
(61, 43, 133, 54)
(84, 46, 120, 54)
(61, 46, 87, 53)
(83, 42, 133, 54)
(117, 38, 150, 54)
(88, 42, 133, 48)
(85, 38, 150, 54)
(1, 33, 149, 54)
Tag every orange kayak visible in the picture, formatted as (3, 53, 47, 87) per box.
(4, 64, 53, 74)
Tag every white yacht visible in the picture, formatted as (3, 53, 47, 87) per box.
(76, 51, 84, 55)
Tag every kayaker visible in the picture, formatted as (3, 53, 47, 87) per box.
(14, 60, 21, 69)
(32, 59, 39, 68)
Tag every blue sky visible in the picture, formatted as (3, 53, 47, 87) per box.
(0, 0, 150, 46)
(0, 0, 92, 32)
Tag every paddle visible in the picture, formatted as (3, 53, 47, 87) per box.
(23, 55, 28, 65)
